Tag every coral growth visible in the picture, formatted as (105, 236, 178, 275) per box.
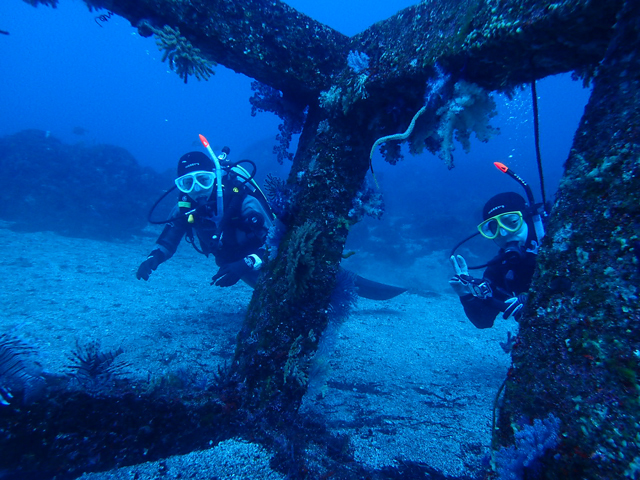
(430, 80, 499, 168)
(249, 81, 306, 164)
(494, 414, 561, 480)
(283, 335, 309, 387)
(319, 50, 373, 115)
(285, 221, 321, 299)
(346, 50, 371, 102)
(266, 220, 287, 261)
(369, 105, 427, 162)
(347, 50, 370, 74)
(348, 179, 385, 222)
(370, 65, 452, 165)
(264, 174, 294, 260)
(147, 24, 215, 83)
(319, 77, 368, 115)
(319, 85, 344, 113)
(371, 73, 498, 169)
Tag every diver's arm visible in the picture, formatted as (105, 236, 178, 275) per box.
(136, 223, 184, 280)
(155, 223, 185, 261)
(215, 196, 272, 288)
(240, 196, 273, 256)
(148, 205, 188, 263)
(137, 206, 189, 280)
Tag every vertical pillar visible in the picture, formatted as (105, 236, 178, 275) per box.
(499, 1, 640, 476)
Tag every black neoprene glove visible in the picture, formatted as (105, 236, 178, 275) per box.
(211, 258, 252, 287)
(136, 250, 164, 281)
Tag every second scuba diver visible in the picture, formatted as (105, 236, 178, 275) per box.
(449, 191, 542, 329)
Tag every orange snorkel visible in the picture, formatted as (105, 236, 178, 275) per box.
(199, 134, 224, 223)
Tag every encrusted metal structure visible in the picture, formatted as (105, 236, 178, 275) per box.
(5, 0, 639, 477)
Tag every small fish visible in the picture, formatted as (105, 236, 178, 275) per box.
(0, 30, 9, 36)
(73, 126, 88, 136)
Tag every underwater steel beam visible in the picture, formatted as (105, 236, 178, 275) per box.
(353, 0, 622, 92)
(74, 0, 623, 99)
(80, 0, 349, 102)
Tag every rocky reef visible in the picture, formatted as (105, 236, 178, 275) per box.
(0, 130, 171, 240)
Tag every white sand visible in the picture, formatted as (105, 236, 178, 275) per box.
(0, 221, 514, 477)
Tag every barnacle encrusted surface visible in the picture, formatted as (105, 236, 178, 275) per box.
(285, 221, 320, 300)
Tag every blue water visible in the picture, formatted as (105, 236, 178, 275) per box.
(0, 0, 591, 254)
(0, 0, 588, 182)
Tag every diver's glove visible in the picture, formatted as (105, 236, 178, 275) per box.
(136, 250, 164, 281)
(449, 255, 474, 297)
(211, 255, 262, 287)
(502, 294, 527, 320)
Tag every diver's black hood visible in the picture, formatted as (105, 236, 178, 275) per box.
(177, 151, 214, 177)
(482, 192, 527, 220)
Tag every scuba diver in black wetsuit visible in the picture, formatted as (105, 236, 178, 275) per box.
(137, 149, 273, 288)
(137, 140, 407, 300)
(449, 191, 541, 329)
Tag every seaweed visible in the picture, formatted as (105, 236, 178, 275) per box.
(285, 221, 321, 300)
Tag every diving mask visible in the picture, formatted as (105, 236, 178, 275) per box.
(478, 211, 524, 240)
(175, 171, 215, 194)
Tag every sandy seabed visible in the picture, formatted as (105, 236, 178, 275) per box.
(0, 221, 514, 479)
